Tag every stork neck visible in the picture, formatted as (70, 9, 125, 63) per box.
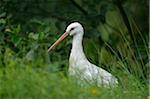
(70, 33, 86, 60)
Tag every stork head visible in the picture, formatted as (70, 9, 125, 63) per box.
(48, 22, 84, 52)
(66, 22, 84, 36)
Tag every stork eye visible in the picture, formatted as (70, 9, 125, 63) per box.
(70, 27, 75, 31)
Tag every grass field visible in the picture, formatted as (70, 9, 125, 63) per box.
(0, 39, 148, 99)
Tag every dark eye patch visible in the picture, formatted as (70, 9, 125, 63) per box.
(70, 27, 75, 31)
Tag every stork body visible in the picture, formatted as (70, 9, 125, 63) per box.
(48, 22, 118, 87)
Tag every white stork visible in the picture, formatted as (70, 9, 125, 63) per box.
(48, 22, 118, 87)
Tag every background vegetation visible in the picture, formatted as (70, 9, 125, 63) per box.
(0, 0, 148, 98)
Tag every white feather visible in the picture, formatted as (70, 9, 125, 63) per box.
(67, 22, 118, 87)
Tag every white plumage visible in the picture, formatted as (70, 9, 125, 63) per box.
(48, 22, 118, 87)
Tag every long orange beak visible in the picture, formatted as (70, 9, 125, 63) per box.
(48, 32, 69, 52)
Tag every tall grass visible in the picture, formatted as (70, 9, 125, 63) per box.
(0, 32, 148, 99)
(0, 53, 147, 99)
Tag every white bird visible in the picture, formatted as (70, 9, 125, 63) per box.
(48, 22, 118, 87)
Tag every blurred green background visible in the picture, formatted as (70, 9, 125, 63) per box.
(0, 0, 148, 98)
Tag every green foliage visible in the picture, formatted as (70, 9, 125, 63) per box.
(0, 0, 148, 98)
(0, 45, 148, 98)
(0, 66, 147, 99)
